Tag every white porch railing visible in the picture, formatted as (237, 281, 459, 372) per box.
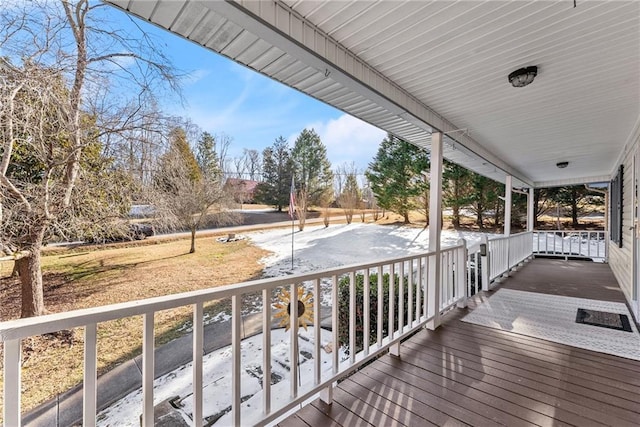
(487, 231, 534, 283)
(532, 230, 607, 261)
(1, 243, 467, 427)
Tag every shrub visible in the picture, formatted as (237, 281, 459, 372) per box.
(337, 272, 424, 354)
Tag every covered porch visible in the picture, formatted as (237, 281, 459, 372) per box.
(2, 1, 639, 425)
(282, 258, 640, 427)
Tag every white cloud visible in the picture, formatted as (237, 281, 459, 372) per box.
(294, 114, 386, 170)
(182, 68, 210, 85)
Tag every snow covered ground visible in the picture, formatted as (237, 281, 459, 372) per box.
(249, 222, 491, 277)
(97, 328, 346, 426)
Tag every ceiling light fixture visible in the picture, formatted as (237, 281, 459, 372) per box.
(556, 161, 569, 169)
(508, 66, 538, 87)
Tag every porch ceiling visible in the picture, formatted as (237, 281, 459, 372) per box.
(107, 0, 640, 188)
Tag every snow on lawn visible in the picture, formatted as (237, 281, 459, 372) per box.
(250, 222, 491, 277)
(96, 328, 345, 426)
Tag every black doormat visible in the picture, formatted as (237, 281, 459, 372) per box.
(576, 308, 633, 332)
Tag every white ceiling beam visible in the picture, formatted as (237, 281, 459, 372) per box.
(534, 175, 611, 188)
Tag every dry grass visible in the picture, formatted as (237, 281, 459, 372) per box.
(0, 236, 268, 416)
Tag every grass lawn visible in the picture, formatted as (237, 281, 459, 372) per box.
(0, 235, 269, 416)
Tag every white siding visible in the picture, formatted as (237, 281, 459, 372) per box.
(609, 135, 638, 303)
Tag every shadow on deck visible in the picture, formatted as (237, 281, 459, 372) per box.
(279, 258, 640, 427)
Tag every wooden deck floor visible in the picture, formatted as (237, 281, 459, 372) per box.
(279, 259, 640, 427)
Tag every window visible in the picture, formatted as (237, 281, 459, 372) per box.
(610, 165, 623, 247)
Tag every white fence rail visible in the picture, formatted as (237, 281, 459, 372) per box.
(487, 231, 534, 282)
(533, 230, 607, 261)
(1, 244, 467, 426)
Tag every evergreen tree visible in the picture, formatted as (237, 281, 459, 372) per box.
(468, 174, 500, 229)
(254, 136, 292, 211)
(365, 133, 429, 224)
(291, 129, 333, 230)
(551, 185, 603, 227)
(168, 127, 201, 182)
(196, 131, 221, 180)
(443, 160, 472, 228)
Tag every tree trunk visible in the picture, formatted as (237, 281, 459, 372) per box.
(403, 211, 410, 224)
(452, 181, 460, 228)
(190, 228, 196, 253)
(17, 225, 47, 317)
(476, 203, 484, 229)
(297, 189, 307, 231)
(452, 206, 460, 228)
(571, 189, 579, 227)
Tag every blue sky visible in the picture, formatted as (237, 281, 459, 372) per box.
(121, 8, 386, 171)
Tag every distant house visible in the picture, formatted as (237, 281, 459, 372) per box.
(224, 178, 260, 204)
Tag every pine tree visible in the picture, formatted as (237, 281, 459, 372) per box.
(254, 136, 292, 211)
(468, 174, 500, 229)
(291, 129, 333, 230)
(196, 131, 221, 180)
(443, 160, 472, 228)
(365, 133, 429, 224)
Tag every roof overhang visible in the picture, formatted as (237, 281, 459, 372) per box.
(106, 1, 640, 189)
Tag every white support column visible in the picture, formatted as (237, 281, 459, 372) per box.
(427, 132, 443, 330)
(504, 175, 512, 236)
(527, 188, 535, 232)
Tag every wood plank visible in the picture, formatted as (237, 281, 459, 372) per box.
(378, 350, 591, 427)
(416, 326, 640, 391)
(338, 375, 469, 426)
(374, 354, 576, 427)
(309, 391, 376, 426)
(277, 414, 310, 427)
(403, 338, 640, 425)
(404, 335, 640, 415)
(448, 317, 640, 370)
(356, 357, 523, 427)
(287, 403, 341, 427)
(500, 259, 628, 302)
(431, 324, 640, 405)
(445, 319, 640, 376)
(338, 376, 441, 427)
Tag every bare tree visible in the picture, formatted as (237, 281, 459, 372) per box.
(216, 132, 233, 177)
(361, 176, 381, 221)
(243, 148, 262, 181)
(0, 0, 179, 317)
(153, 126, 238, 253)
(233, 156, 248, 179)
